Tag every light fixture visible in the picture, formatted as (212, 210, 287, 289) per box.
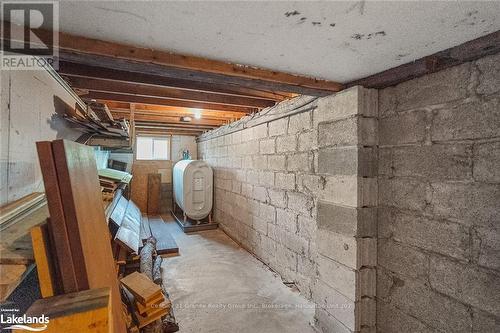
(193, 109, 202, 119)
(180, 116, 192, 122)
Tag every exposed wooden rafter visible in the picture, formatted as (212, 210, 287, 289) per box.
(103, 101, 246, 119)
(58, 62, 293, 101)
(2, 23, 342, 95)
(63, 76, 276, 108)
(84, 91, 257, 114)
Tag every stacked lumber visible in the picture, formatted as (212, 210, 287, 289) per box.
(35, 139, 127, 333)
(99, 168, 132, 194)
(121, 272, 170, 329)
(57, 97, 130, 140)
(21, 139, 180, 332)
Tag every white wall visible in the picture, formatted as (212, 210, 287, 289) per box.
(0, 69, 81, 206)
(171, 135, 197, 162)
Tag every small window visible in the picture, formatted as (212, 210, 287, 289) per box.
(136, 136, 170, 160)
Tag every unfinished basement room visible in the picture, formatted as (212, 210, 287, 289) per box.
(1, 1, 499, 332)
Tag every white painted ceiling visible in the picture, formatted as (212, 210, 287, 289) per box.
(58, 1, 500, 83)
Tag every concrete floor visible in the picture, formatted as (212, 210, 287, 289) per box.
(160, 215, 316, 333)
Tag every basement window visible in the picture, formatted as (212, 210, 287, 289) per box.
(136, 136, 170, 160)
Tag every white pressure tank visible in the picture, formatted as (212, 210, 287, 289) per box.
(173, 160, 213, 220)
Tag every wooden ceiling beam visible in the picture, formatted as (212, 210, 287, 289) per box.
(348, 30, 500, 89)
(136, 128, 203, 137)
(2, 24, 342, 95)
(85, 91, 256, 113)
(64, 76, 276, 108)
(58, 61, 292, 100)
(135, 124, 213, 131)
(51, 30, 343, 95)
(110, 108, 240, 122)
(1, 23, 341, 95)
(111, 113, 225, 126)
(101, 101, 247, 118)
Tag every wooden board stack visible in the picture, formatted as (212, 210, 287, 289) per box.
(99, 168, 132, 195)
(121, 272, 170, 328)
(36, 139, 127, 333)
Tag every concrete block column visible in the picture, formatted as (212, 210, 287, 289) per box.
(313, 86, 378, 333)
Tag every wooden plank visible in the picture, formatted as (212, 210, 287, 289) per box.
(59, 61, 292, 100)
(98, 168, 133, 184)
(16, 287, 111, 333)
(36, 142, 79, 293)
(43, 139, 126, 333)
(136, 296, 170, 316)
(148, 216, 179, 255)
(135, 306, 169, 329)
(86, 91, 257, 114)
(120, 271, 162, 304)
(147, 174, 161, 215)
(348, 30, 500, 89)
(66, 76, 277, 108)
(30, 223, 56, 298)
(0, 264, 27, 300)
(0, 192, 46, 230)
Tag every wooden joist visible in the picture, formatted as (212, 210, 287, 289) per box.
(59, 61, 292, 100)
(53, 32, 342, 95)
(3, 23, 342, 95)
(105, 101, 247, 119)
(85, 91, 257, 113)
(113, 113, 225, 126)
(65, 76, 277, 108)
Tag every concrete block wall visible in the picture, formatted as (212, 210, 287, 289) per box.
(198, 87, 378, 332)
(314, 88, 378, 333)
(377, 52, 500, 332)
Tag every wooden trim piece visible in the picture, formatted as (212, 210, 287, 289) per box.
(30, 222, 56, 298)
(348, 30, 500, 89)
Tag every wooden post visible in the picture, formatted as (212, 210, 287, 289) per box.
(130, 103, 136, 149)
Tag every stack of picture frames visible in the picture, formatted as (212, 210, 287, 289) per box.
(25, 139, 127, 332)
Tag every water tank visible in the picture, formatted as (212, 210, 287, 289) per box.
(173, 160, 213, 220)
